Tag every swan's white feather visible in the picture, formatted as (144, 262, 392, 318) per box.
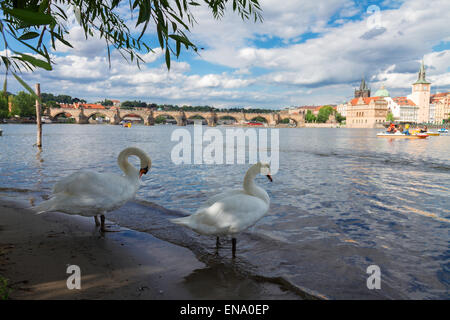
(171, 191, 269, 236)
(33, 148, 150, 218)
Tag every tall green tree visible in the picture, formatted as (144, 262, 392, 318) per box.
(11, 91, 35, 117)
(316, 105, 335, 123)
(305, 110, 316, 123)
(336, 112, 345, 124)
(0, 0, 262, 97)
(100, 99, 114, 106)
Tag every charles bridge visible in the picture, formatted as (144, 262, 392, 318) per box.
(46, 106, 306, 127)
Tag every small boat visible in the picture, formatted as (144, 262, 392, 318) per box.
(377, 132, 428, 139)
(437, 128, 448, 133)
(425, 131, 440, 136)
(246, 121, 263, 126)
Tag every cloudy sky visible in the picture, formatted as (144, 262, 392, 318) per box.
(6, 0, 450, 109)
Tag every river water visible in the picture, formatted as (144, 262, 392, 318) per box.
(0, 124, 449, 299)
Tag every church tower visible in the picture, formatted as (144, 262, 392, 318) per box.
(410, 60, 431, 123)
(355, 77, 371, 98)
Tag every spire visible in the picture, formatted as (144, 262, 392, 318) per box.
(355, 76, 371, 98)
(414, 59, 430, 84)
(360, 77, 365, 90)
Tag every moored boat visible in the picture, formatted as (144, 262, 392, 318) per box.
(437, 128, 448, 133)
(377, 132, 428, 139)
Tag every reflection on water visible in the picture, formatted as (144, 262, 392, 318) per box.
(0, 124, 449, 299)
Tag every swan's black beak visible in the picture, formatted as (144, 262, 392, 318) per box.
(139, 166, 149, 178)
(266, 175, 273, 182)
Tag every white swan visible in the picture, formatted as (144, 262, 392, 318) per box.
(33, 147, 151, 232)
(171, 162, 272, 257)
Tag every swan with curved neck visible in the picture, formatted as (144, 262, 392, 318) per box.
(171, 162, 272, 257)
(33, 147, 151, 232)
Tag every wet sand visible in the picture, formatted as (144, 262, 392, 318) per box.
(0, 200, 299, 299)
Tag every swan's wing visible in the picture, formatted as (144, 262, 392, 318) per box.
(53, 170, 133, 198)
(189, 193, 269, 235)
(37, 171, 138, 214)
(198, 189, 245, 210)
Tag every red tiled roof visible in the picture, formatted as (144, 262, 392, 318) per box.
(430, 92, 448, 98)
(350, 97, 381, 106)
(430, 92, 449, 103)
(392, 97, 416, 106)
(81, 104, 106, 109)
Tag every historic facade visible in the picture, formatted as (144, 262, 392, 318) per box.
(431, 92, 450, 124)
(346, 97, 388, 128)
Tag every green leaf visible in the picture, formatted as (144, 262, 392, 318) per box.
(4, 8, 55, 26)
(19, 32, 40, 40)
(165, 48, 171, 70)
(39, 0, 50, 13)
(51, 32, 73, 48)
(168, 34, 193, 46)
(18, 54, 52, 71)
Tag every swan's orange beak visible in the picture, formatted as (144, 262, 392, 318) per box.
(266, 175, 273, 182)
(139, 166, 149, 178)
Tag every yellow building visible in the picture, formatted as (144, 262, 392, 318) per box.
(346, 97, 388, 128)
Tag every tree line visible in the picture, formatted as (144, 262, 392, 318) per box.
(304, 106, 346, 124)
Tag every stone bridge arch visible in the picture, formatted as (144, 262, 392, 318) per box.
(184, 111, 217, 126)
(153, 111, 186, 126)
(83, 109, 117, 124)
(244, 113, 278, 125)
(217, 112, 246, 124)
(119, 109, 153, 125)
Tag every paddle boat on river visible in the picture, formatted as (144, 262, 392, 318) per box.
(437, 128, 448, 134)
(377, 131, 428, 139)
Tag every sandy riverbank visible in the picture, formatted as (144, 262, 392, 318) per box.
(0, 200, 299, 300)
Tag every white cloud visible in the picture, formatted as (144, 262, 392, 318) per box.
(5, 0, 450, 107)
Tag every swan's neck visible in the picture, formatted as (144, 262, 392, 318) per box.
(117, 148, 149, 180)
(243, 164, 270, 204)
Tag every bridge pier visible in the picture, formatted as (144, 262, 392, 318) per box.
(206, 117, 216, 127)
(109, 113, 121, 125)
(76, 114, 88, 124)
(144, 117, 154, 126)
(176, 118, 186, 126)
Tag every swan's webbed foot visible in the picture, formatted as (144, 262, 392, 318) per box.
(100, 215, 120, 233)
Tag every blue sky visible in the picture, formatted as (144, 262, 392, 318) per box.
(3, 0, 450, 109)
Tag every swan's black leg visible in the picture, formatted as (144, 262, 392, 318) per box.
(100, 214, 120, 233)
(100, 215, 106, 232)
(232, 238, 236, 258)
(216, 237, 220, 249)
(94, 215, 100, 227)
